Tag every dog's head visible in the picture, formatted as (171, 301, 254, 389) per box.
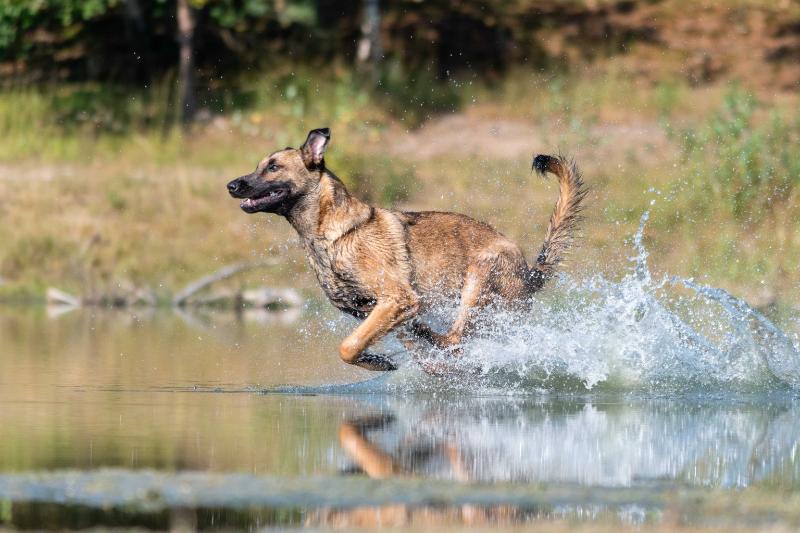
(227, 128, 330, 215)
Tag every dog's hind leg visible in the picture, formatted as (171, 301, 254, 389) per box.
(405, 264, 491, 376)
(411, 247, 527, 352)
(411, 262, 490, 350)
(339, 296, 419, 371)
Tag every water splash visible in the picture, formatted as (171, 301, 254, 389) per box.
(378, 212, 800, 395)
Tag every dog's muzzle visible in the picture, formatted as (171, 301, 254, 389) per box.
(227, 175, 290, 214)
(227, 178, 245, 197)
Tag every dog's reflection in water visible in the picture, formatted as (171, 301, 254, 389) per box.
(306, 414, 529, 528)
(308, 504, 523, 529)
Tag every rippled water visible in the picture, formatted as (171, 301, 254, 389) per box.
(1, 217, 800, 530)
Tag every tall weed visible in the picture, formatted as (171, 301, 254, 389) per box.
(676, 87, 800, 221)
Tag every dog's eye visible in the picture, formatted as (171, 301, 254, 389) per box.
(267, 163, 279, 172)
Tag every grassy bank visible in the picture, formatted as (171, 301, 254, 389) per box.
(0, 65, 798, 310)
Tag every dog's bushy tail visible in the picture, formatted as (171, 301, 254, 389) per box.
(528, 154, 588, 292)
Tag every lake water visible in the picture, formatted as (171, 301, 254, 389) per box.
(1, 304, 800, 531)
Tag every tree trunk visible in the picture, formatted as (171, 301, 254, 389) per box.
(176, 0, 196, 128)
(356, 0, 382, 84)
(123, 0, 152, 84)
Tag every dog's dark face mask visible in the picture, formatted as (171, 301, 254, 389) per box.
(227, 128, 330, 215)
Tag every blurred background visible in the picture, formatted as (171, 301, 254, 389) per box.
(0, 0, 798, 314)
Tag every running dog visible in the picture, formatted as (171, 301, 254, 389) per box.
(227, 128, 587, 372)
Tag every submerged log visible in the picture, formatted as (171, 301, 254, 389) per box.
(240, 287, 303, 309)
(46, 287, 81, 307)
(172, 259, 282, 307)
(44, 261, 298, 310)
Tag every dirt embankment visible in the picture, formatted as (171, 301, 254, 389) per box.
(392, 0, 800, 162)
(533, 0, 800, 91)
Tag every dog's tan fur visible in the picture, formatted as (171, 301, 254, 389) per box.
(227, 128, 587, 372)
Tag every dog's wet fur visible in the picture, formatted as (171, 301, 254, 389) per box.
(228, 128, 587, 373)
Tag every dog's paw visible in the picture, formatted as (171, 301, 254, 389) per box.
(344, 413, 396, 431)
(355, 352, 398, 371)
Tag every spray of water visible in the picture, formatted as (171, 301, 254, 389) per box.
(361, 211, 800, 395)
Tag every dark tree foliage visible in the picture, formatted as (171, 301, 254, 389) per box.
(0, 0, 571, 84)
(1, 0, 647, 127)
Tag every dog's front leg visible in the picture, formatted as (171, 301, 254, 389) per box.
(338, 415, 400, 478)
(339, 298, 418, 371)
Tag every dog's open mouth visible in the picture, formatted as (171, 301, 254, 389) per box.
(240, 189, 288, 213)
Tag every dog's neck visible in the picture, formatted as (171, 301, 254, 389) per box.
(285, 171, 373, 244)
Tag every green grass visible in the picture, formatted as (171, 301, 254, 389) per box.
(672, 86, 800, 221)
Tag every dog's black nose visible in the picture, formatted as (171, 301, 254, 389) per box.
(227, 179, 240, 194)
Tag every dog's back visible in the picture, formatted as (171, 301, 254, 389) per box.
(399, 210, 530, 306)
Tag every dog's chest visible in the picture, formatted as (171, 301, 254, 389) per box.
(303, 238, 375, 317)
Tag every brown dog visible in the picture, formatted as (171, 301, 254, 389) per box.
(227, 128, 586, 372)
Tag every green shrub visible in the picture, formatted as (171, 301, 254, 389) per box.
(676, 87, 800, 221)
(329, 150, 417, 207)
(376, 60, 461, 127)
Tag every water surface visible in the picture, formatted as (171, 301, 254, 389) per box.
(2, 305, 800, 530)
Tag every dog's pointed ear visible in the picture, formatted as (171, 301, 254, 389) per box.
(300, 128, 330, 170)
